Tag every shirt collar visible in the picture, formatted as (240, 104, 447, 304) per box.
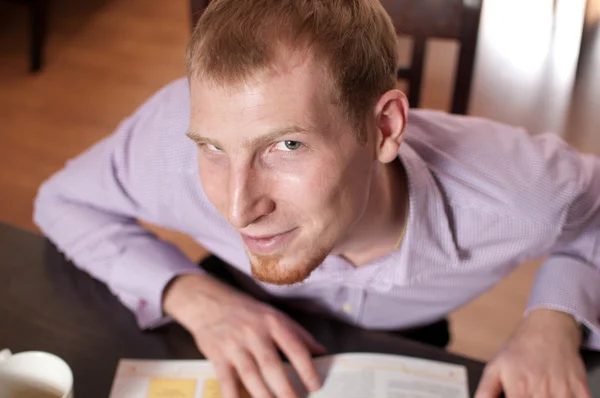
(388, 142, 461, 286)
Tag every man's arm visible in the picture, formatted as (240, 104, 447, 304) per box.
(525, 142, 600, 350)
(34, 79, 203, 329)
(470, 129, 598, 397)
(34, 80, 326, 396)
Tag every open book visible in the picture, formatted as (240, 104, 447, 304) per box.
(108, 352, 469, 398)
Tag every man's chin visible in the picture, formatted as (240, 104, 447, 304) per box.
(247, 250, 327, 285)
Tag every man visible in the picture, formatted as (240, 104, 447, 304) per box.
(34, 0, 598, 397)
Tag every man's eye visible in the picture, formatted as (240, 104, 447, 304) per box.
(274, 140, 303, 151)
(205, 143, 222, 152)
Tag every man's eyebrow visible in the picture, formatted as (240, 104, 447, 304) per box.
(186, 130, 215, 145)
(186, 124, 313, 149)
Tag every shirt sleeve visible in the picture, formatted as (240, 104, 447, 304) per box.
(524, 137, 600, 349)
(33, 80, 204, 330)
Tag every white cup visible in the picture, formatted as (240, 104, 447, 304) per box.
(0, 349, 73, 398)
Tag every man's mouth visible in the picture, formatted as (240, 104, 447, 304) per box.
(240, 228, 298, 255)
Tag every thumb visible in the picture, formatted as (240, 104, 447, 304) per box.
(475, 366, 503, 398)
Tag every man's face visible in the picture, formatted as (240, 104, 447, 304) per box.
(188, 51, 377, 285)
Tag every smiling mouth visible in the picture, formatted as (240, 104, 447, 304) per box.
(240, 228, 298, 255)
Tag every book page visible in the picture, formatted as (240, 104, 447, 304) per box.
(289, 353, 469, 398)
(108, 360, 224, 398)
(108, 353, 468, 398)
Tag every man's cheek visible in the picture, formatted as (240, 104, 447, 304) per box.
(199, 174, 227, 214)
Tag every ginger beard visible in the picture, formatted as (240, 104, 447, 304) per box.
(246, 244, 331, 285)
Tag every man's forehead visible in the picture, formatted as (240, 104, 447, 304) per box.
(188, 49, 345, 145)
(190, 47, 331, 97)
(190, 81, 336, 130)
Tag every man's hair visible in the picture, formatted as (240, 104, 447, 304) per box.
(186, 0, 399, 144)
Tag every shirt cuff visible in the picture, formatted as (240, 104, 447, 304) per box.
(109, 238, 205, 330)
(526, 255, 600, 350)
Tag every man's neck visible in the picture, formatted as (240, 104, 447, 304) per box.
(337, 157, 409, 267)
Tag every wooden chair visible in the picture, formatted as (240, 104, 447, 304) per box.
(189, 0, 483, 115)
(6, 0, 49, 72)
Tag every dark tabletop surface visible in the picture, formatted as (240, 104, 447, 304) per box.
(1, 222, 599, 397)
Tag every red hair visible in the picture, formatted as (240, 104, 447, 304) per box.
(187, 0, 399, 143)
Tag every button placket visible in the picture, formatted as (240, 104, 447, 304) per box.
(340, 288, 365, 324)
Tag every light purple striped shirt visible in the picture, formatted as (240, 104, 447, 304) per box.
(34, 78, 600, 349)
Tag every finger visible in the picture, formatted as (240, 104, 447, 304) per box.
(271, 318, 323, 393)
(213, 361, 240, 398)
(285, 317, 327, 355)
(503, 376, 528, 398)
(569, 377, 591, 398)
(574, 385, 592, 398)
(545, 383, 573, 398)
(230, 348, 274, 398)
(475, 366, 504, 398)
(250, 337, 298, 398)
(195, 339, 242, 398)
(531, 378, 551, 398)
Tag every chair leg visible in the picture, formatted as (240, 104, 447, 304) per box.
(576, 0, 599, 78)
(30, 0, 48, 73)
(406, 37, 427, 109)
(451, 2, 483, 115)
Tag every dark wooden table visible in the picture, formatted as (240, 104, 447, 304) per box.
(1, 222, 599, 397)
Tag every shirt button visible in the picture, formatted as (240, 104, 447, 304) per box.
(342, 303, 353, 313)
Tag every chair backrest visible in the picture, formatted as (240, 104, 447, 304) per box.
(383, 0, 483, 114)
(189, 0, 483, 115)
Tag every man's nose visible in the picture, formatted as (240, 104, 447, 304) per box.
(227, 166, 274, 229)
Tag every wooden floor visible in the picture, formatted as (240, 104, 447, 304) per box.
(1, 0, 599, 362)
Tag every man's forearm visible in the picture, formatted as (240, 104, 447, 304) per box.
(35, 179, 202, 328)
(526, 255, 600, 350)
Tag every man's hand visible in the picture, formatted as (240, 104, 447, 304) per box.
(162, 273, 327, 398)
(475, 309, 590, 398)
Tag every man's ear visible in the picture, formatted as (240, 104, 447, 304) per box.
(373, 90, 409, 164)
